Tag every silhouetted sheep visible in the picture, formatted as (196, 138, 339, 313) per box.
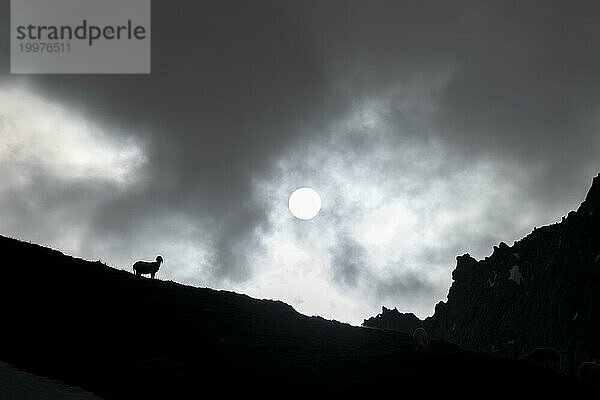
(133, 256, 164, 279)
(519, 347, 560, 371)
(413, 328, 429, 351)
(579, 361, 600, 386)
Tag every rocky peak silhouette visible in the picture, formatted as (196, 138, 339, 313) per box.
(578, 172, 600, 215)
(364, 173, 600, 376)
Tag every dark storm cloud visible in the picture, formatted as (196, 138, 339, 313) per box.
(374, 273, 436, 304)
(310, 0, 600, 205)
(1, 0, 600, 308)
(432, 2, 600, 200)
(330, 234, 438, 304)
(330, 234, 364, 288)
(0, 171, 110, 245)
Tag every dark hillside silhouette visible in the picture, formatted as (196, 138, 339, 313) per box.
(0, 235, 597, 398)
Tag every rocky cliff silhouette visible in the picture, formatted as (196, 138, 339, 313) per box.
(364, 173, 600, 376)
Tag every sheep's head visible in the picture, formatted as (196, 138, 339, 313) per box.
(156, 255, 164, 264)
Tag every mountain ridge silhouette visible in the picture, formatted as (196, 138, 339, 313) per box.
(1, 232, 597, 397)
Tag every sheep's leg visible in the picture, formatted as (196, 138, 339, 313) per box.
(151, 272, 155, 279)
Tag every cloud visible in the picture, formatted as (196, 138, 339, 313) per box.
(1, 1, 600, 324)
(330, 234, 364, 288)
(0, 83, 146, 252)
(0, 84, 145, 185)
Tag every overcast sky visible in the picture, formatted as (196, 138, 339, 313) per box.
(1, 1, 599, 324)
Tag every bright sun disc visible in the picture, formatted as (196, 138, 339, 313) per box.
(288, 187, 321, 220)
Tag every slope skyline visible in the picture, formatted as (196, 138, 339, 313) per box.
(0, 233, 595, 397)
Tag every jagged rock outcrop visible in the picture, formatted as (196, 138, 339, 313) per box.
(363, 306, 422, 333)
(364, 173, 600, 375)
